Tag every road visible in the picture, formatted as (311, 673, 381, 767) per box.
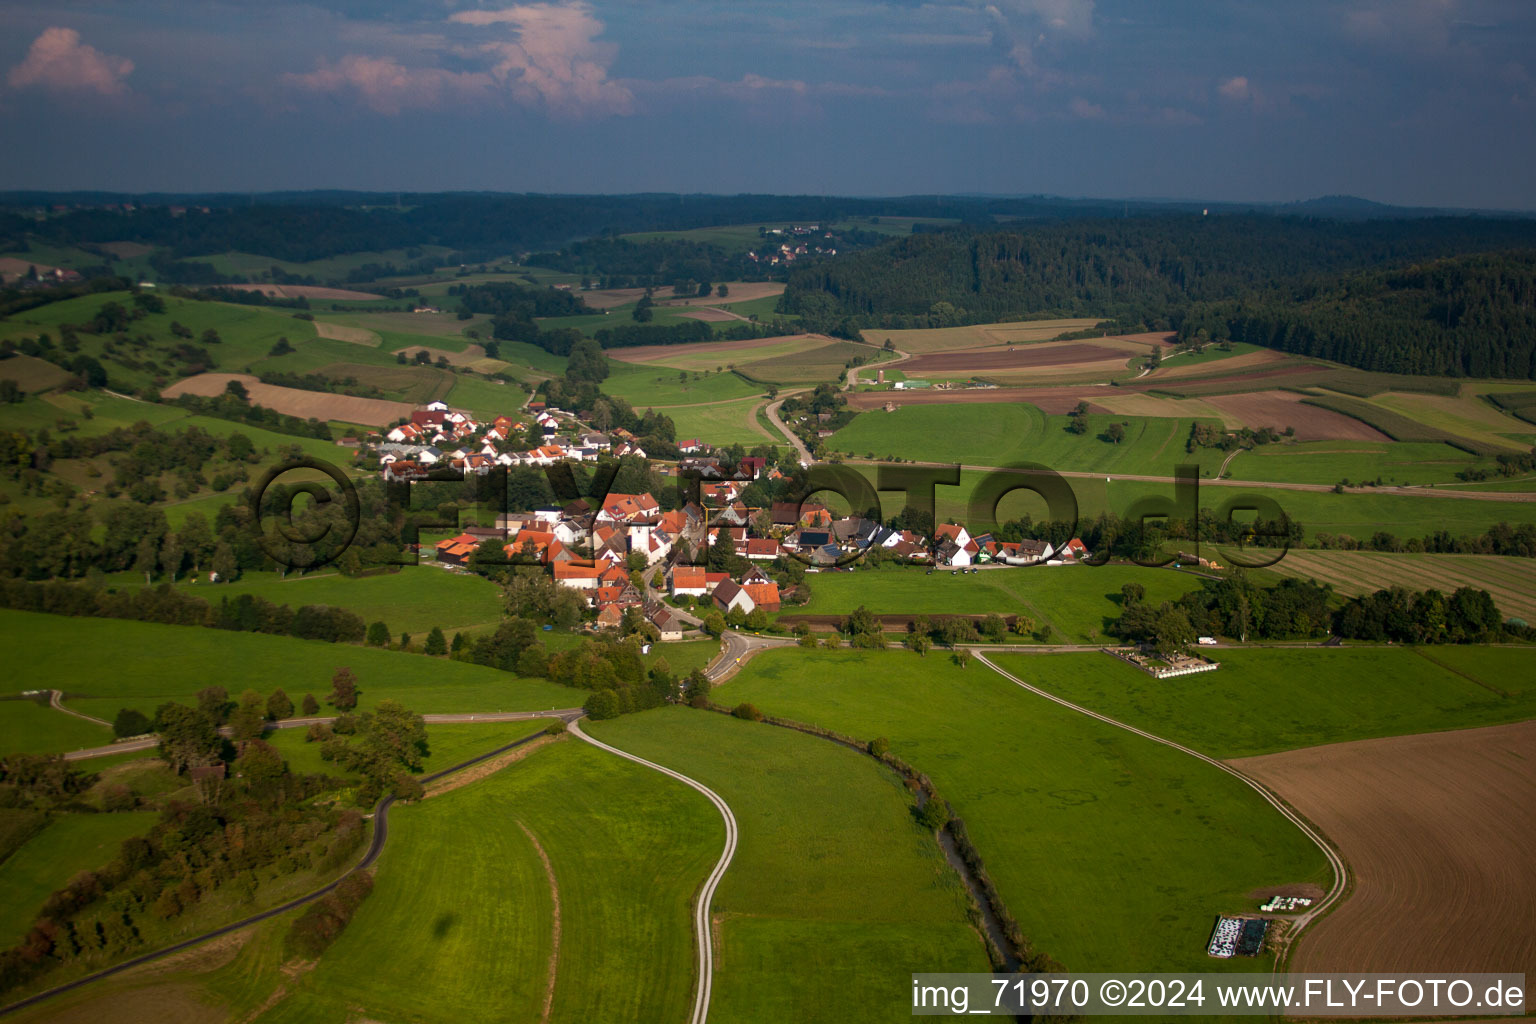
(763, 396, 813, 465)
(569, 720, 737, 1024)
(705, 631, 796, 683)
(48, 690, 110, 727)
(0, 719, 575, 1020)
(971, 651, 1348, 964)
(846, 344, 911, 390)
(61, 709, 584, 761)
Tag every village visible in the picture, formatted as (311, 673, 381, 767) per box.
(366, 399, 1096, 642)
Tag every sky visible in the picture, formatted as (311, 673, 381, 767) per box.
(0, 0, 1533, 208)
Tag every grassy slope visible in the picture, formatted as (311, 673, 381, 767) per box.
(717, 648, 1331, 973)
(1, 611, 578, 730)
(602, 362, 763, 407)
(989, 647, 1536, 759)
(264, 718, 548, 781)
(0, 812, 159, 946)
(0, 699, 112, 756)
(591, 708, 989, 1022)
(790, 564, 1197, 642)
(258, 737, 719, 1023)
(1227, 440, 1482, 485)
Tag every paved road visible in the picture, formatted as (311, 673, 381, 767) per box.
(972, 651, 1348, 963)
(48, 690, 110, 727)
(705, 631, 796, 683)
(0, 718, 574, 1020)
(763, 395, 813, 465)
(569, 719, 737, 1024)
(61, 709, 583, 761)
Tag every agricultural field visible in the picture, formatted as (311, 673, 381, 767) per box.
(894, 337, 1155, 384)
(609, 333, 835, 372)
(0, 697, 111, 756)
(658, 395, 778, 446)
(192, 247, 456, 283)
(0, 354, 73, 393)
(717, 648, 1333, 973)
(785, 564, 1195, 642)
(602, 361, 764, 407)
(1299, 391, 1516, 454)
(1259, 550, 1536, 624)
(992, 647, 1536, 758)
(829, 402, 1228, 477)
(264, 717, 549, 781)
(1223, 440, 1481, 484)
(1, 611, 579, 729)
(1237, 720, 1536, 976)
(0, 811, 159, 947)
(735, 340, 889, 385)
(161, 372, 415, 426)
(860, 319, 1104, 354)
(245, 737, 720, 1023)
(592, 708, 990, 1022)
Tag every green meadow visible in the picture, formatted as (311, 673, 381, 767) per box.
(717, 648, 1332, 973)
(0, 811, 159, 947)
(592, 708, 990, 1022)
(0, 697, 112, 756)
(1225, 440, 1484, 485)
(264, 718, 549, 781)
(988, 647, 1536, 759)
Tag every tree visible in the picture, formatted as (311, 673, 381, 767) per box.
(133, 535, 158, 584)
(917, 798, 950, 831)
(1152, 606, 1195, 660)
(716, 284, 729, 298)
(400, 632, 412, 650)
(424, 626, 447, 656)
(196, 686, 232, 724)
(702, 610, 726, 638)
(229, 690, 266, 743)
(211, 542, 237, 582)
(363, 700, 428, 773)
(684, 669, 711, 707)
(366, 621, 390, 647)
(159, 534, 184, 583)
(1067, 412, 1089, 435)
(112, 707, 152, 739)
(236, 739, 287, 804)
(301, 693, 320, 716)
(329, 668, 358, 711)
(156, 703, 222, 774)
(266, 689, 294, 721)
(1106, 422, 1127, 444)
(954, 649, 973, 669)
(907, 633, 931, 656)
(1121, 583, 1145, 606)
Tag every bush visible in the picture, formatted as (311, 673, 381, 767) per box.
(917, 798, 950, 831)
(731, 702, 763, 722)
(868, 736, 890, 757)
(112, 707, 152, 739)
(543, 719, 567, 736)
(284, 870, 374, 958)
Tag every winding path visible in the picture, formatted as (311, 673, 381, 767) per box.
(971, 652, 1348, 963)
(48, 691, 110, 727)
(569, 719, 738, 1024)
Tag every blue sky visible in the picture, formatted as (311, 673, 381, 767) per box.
(1, 0, 1533, 207)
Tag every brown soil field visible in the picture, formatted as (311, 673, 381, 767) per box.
(1150, 349, 1289, 379)
(312, 321, 379, 345)
(1234, 720, 1536, 976)
(161, 373, 414, 426)
(391, 343, 486, 367)
(0, 353, 74, 392)
(658, 281, 785, 306)
(0, 256, 64, 282)
(1151, 364, 1327, 395)
(903, 342, 1131, 374)
(676, 307, 739, 322)
(1261, 551, 1536, 623)
(610, 333, 830, 364)
(222, 283, 383, 300)
(577, 287, 649, 309)
(863, 319, 1105, 354)
(1094, 393, 1243, 427)
(847, 385, 1115, 413)
(1204, 390, 1391, 441)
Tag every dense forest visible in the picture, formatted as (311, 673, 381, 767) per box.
(782, 216, 1536, 377)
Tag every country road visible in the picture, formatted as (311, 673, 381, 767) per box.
(764, 396, 813, 464)
(971, 652, 1348, 965)
(569, 720, 738, 1024)
(48, 690, 110, 727)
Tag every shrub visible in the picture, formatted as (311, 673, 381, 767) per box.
(868, 736, 890, 757)
(731, 702, 763, 722)
(917, 798, 950, 831)
(112, 708, 152, 739)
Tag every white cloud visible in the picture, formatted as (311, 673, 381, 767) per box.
(7, 27, 134, 97)
(1069, 95, 1104, 118)
(450, 3, 632, 115)
(1217, 75, 1250, 101)
(284, 56, 490, 114)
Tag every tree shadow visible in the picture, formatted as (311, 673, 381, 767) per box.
(432, 912, 457, 940)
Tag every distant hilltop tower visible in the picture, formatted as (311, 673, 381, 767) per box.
(877, 369, 885, 383)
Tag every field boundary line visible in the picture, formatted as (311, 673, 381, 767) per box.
(972, 651, 1349, 970)
(570, 718, 737, 1024)
(516, 819, 561, 1024)
(0, 715, 575, 1019)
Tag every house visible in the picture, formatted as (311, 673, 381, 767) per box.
(712, 578, 756, 615)
(595, 605, 624, 630)
(742, 581, 781, 612)
(1000, 539, 1054, 566)
(677, 438, 704, 454)
(669, 566, 729, 597)
(736, 456, 767, 480)
(744, 537, 779, 561)
(435, 533, 483, 567)
(649, 607, 686, 641)
(1058, 537, 1090, 561)
(794, 530, 831, 553)
(553, 562, 601, 589)
(599, 492, 662, 523)
(934, 523, 973, 566)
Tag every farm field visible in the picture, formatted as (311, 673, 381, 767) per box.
(895, 337, 1153, 383)
(717, 648, 1333, 973)
(1225, 440, 1481, 485)
(861, 319, 1104, 354)
(992, 647, 1536, 758)
(785, 564, 1196, 642)
(0, 698, 111, 756)
(161, 373, 414, 426)
(601, 361, 763, 407)
(609, 333, 833, 370)
(1202, 390, 1390, 441)
(1, 611, 578, 729)
(264, 718, 548, 782)
(0, 354, 73, 393)
(0, 811, 159, 947)
(736, 340, 888, 384)
(1236, 720, 1536, 976)
(829, 402, 1227, 476)
(591, 708, 990, 1022)
(1260, 550, 1536, 624)
(253, 736, 720, 1023)
(1369, 388, 1535, 450)
(659, 395, 778, 446)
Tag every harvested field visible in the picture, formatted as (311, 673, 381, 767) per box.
(1147, 349, 1288, 379)
(610, 333, 834, 369)
(392, 343, 486, 367)
(846, 385, 1110, 414)
(675, 307, 739, 322)
(902, 341, 1132, 375)
(737, 340, 879, 384)
(1204, 390, 1390, 441)
(1150, 364, 1328, 395)
(576, 287, 649, 309)
(313, 320, 380, 345)
(0, 353, 73, 392)
(314, 362, 455, 405)
(97, 241, 154, 258)
(222, 283, 383, 301)
(657, 281, 785, 306)
(1093, 393, 1241, 427)
(862, 319, 1104, 354)
(1234, 720, 1536, 975)
(160, 373, 414, 426)
(1261, 550, 1536, 623)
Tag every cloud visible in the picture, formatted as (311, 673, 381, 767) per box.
(284, 55, 490, 114)
(7, 27, 134, 96)
(1217, 75, 1250, 101)
(450, 3, 632, 115)
(1068, 95, 1104, 118)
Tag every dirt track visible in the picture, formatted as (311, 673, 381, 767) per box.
(161, 373, 415, 427)
(1233, 720, 1536, 976)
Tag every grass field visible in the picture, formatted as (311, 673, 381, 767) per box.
(602, 361, 764, 407)
(861, 319, 1104, 354)
(830, 403, 1227, 476)
(0, 811, 158, 946)
(717, 648, 1332, 973)
(1226, 440, 1484, 485)
(1, 611, 578, 731)
(0, 698, 112, 756)
(611, 333, 832, 372)
(1301, 391, 1515, 455)
(659, 395, 777, 446)
(591, 707, 990, 1022)
(1259, 550, 1536, 624)
(255, 737, 720, 1023)
(0, 354, 73, 393)
(265, 718, 549, 781)
(991, 647, 1536, 759)
(788, 564, 1197, 642)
